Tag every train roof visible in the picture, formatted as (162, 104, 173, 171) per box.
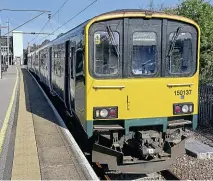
(93, 9, 196, 25)
(96, 9, 167, 16)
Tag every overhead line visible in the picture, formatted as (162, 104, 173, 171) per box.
(29, 0, 69, 44)
(34, 0, 98, 45)
(0, 8, 50, 12)
(2, 12, 46, 36)
(51, 0, 98, 34)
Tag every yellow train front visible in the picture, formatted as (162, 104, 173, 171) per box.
(84, 10, 200, 173)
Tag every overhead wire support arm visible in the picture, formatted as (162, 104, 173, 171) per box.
(2, 12, 46, 36)
(0, 26, 8, 29)
(34, 0, 98, 46)
(0, 9, 50, 13)
(15, 32, 54, 35)
(29, 0, 69, 44)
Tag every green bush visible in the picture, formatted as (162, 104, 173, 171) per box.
(164, 0, 213, 83)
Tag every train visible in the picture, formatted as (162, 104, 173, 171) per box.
(27, 9, 200, 174)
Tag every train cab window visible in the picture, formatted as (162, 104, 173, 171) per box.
(94, 31, 119, 76)
(168, 32, 193, 75)
(132, 32, 157, 75)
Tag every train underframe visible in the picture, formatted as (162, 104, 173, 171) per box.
(90, 117, 197, 174)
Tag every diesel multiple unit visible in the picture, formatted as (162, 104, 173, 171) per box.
(27, 9, 200, 173)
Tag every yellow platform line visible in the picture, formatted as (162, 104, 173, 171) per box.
(0, 66, 18, 154)
(11, 68, 41, 180)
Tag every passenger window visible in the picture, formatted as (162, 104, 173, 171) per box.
(35, 54, 39, 66)
(40, 50, 47, 69)
(132, 32, 157, 75)
(53, 44, 62, 77)
(94, 31, 119, 76)
(168, 32, 193, 74)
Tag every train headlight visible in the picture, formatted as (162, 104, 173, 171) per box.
(100, 109, 108, 118)
(173, 103, 194, 115)
(182, 105, 189, 113)
(93, 107, 118, 119)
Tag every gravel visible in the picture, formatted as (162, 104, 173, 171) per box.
(170, 126, 213, 180)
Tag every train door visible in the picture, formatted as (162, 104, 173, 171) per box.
(64, 40, 71, 111)
(122, 18, 163, 118)
(30, 55, 32, 70)
(48, 47, 53, 91)
(38, 51, 41, 81)
(39, 51, 42, 81)
(70, 44, 76, 113)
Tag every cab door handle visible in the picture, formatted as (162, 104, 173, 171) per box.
(93, 85, 125, 90)
(167, 83, 194, 88)
(127, 95, 130, 110)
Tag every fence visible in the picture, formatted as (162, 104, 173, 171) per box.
(199, 83, 213, 126)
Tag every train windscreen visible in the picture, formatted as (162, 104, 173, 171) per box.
(89, 18, 198, 78)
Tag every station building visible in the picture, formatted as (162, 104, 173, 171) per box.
(0, 31, 23, 65)
(0, 35, 13, 65)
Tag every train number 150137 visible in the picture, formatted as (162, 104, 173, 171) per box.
(174, 90, 192, 96)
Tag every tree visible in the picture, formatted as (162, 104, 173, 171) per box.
(164, 0, 213, 82)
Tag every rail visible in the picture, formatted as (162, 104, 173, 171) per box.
(160, 170, 181, 180)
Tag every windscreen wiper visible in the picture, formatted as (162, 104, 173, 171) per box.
(139, 59, 154, 74)
(167, 27, 182, 58)
(106, 25, 120, 58)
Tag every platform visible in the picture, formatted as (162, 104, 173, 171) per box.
(0, 66, 19, 180)
(0, 66, 98, 180)
(0, 66, 17, 131)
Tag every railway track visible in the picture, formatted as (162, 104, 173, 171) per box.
(94, 162, 181, 180)
(160, 170, 181, 180)
(93, 162, 111, 180)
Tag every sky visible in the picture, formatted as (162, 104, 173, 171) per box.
(0, 0, 181, 48)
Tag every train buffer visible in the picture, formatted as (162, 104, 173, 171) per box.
(0, 65, 98, 180)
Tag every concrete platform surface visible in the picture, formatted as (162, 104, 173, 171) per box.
(0, 66, 17, 130)
(185, 138, 213, 159)
(0, 66, 19, 180)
